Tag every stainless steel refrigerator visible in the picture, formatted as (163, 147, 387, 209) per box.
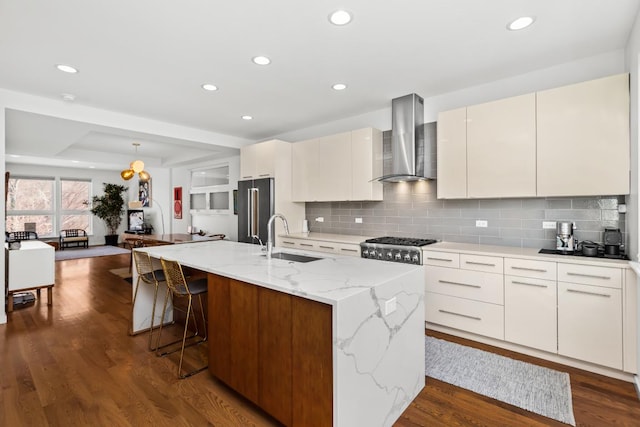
(237, 178, 274, 245)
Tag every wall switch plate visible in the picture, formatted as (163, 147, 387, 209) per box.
(475, 220, 488, 228)
(542, 221, 557, 229)
(315, 217, 324, 222)
(384, 297, 397, 316)
(619, 204, 627, 213)
(355, 217, 363, 223)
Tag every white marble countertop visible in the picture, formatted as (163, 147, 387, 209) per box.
(281, 232, 372, 245)
(136, 239, 422, 305)
(426, 241, 632, 268)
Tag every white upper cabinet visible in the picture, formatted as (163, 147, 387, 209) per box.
(467, 93, 536, 198)
(292, 127, 383, 202)
(436, 73, 630, 199)
(240, 140, 279, 179)
(291, 138, 319, 202)
(437, 107, 467, 199)
(316, 132, 351, 201)
(537, 73, 630, 196)
(351, 128, 383, 201)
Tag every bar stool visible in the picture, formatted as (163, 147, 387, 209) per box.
(130, 250, 167, 351)
(156, 258, 208, 379)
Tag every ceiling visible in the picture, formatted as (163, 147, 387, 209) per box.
(1, 0, 639, 169)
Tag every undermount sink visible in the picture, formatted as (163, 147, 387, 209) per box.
(262, 252, 322, 263)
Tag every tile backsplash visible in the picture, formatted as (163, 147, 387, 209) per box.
(304, 130, 626, 249)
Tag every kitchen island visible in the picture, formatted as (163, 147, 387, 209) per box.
(135, 240, 425, 427)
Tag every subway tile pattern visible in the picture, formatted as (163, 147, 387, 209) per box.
(304, 129, 626, 249)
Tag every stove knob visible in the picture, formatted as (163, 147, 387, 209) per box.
(378, 251, 384, 259)
(363, 249, 369, 257)
(386, 251, 394, 260)
(412, 253, 420, 264)
(394, 252, 402, 261)
(369, 249, 376, 258)
(403, 253, 411, 262)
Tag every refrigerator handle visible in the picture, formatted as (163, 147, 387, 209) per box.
(252, 188, 259, 236)
(247, 188, 253, 237)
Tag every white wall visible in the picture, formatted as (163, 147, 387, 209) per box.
(272, 50, 626, 142)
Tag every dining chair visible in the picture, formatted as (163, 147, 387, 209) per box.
(156, 258, 208, 379)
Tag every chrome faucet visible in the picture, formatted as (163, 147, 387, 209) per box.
(252, 234, 265, 251)
(266, 213, 289, 259)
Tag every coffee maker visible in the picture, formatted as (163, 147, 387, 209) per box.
(556, 221, 576, 253)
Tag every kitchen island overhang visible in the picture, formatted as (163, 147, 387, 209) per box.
(134, 240, 425, 427)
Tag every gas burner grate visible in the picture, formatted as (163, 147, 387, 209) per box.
(363, 236, 437, 247)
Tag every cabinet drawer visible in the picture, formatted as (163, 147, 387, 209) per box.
(426, 266, 503, 304)
(460, 254, 503, 274)
(280, 239, 299, 249)
(336, 243, 360, 257)
(296, 241, 317, 251)
(423, 251, 460, 268)
(426, 292, 504, 340)
(505, 258, 556, 281)
(314, 242, 340, 254)
(558, 263, 622, 289)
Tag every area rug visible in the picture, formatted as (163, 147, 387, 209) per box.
(55, 245, 130, 261)
(425, 336, 576, 426)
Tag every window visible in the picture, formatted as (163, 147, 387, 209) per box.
(6, 176, 92, 237)
(60, 179, 91, 231)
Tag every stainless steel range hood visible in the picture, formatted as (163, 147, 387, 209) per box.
(376, 93, 436, 182)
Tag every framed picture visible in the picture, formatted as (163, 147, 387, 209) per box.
(174, 186, 183, 219)
(138, 179, 151, 207)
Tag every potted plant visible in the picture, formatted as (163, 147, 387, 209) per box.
(90, 183, 128, 246)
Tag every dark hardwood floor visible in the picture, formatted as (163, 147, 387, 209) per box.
(1, 253, 639, 426)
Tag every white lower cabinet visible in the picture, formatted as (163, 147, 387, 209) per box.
(504, 275, 557, 353)
(558, 281, 622, 369)
(278, 236, 361, 257)
(425, 248, 634, 376)
(425, 292, 504, 340)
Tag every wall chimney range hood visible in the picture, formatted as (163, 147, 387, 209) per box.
(376, 93, 436, 182)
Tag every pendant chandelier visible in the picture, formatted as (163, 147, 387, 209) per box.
(121, 142, 150, 181)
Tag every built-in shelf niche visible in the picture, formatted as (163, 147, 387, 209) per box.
(190, 164, 232, 214)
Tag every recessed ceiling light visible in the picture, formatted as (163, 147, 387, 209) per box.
(61, 93, 76, 102)
(71, 160, 80, 164)
(89, 166, 95, 169)
(201, 83, 218, 91)
(242, 115, 253, 120)
(507, 16, 535, 31)
(9, 154, 20, 158)
(332, 83, 347, 91)
(329, 10, 352, 26)
(56, 64, 78, 73)
(252, 56, 271, 65)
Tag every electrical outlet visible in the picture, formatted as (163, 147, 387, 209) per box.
(355, 217, 363, 223)
(384, 297, 397, 316)
(542, 221, 556, 229)
(315, 217, 324, 223)
(475, 220, 488, 228)
(619, 204, 627, 213)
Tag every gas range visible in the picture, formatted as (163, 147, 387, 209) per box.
(360, 237, 438, 265)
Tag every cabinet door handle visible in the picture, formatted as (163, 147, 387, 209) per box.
(319, 245, 335, 250)
(427, 257, 453, 262)
(340, 248, 358, 253)
(566, 272, 611, 280)
(465, 261, 496, 267)
(511, 280, 548, 288)
(511, 266, 547, 273)
(282, 241, 295, 245)
(439, 280, 481, 289)
(438, 309, 481, 321)
(258, 174, 270, 177)
(300, 243, 314, 247)
(242, 176, 253, 179)
(567, 289, 611, 298)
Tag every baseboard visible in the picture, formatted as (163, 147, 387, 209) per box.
(634, 375, 640, 399)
